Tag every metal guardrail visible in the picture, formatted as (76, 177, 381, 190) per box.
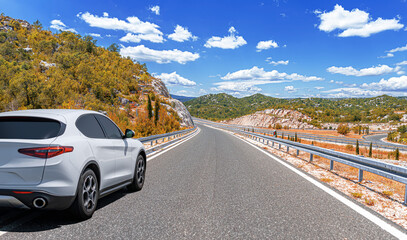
(138, 127, 197, 154)
(203, 122, 407, 204)
(194, 118, 407, 152)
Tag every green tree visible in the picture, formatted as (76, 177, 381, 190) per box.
(107, 43, 119, 52)
(147, 95, 153, 119)
(368, 142, 372, 157)
(294, 133, 298, 142)
(154, 98, 160, 125)
(356, 140, 359, 155)
(395, 148, 400, 160)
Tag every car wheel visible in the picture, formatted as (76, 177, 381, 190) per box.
(128, 155, 146, 192)
(70, 169, 99, 220)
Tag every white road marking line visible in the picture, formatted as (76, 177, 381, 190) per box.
(208, 125, 407, 240)
(147, 127, 200, 161)
(0, 211, 42, 237)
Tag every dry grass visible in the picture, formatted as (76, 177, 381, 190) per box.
(320, 178, 333, 183)
(382, 191, 394, 197)
(300, 139, 406, 161)
(351, 192, 363, 198)
(365, 198, 375, 206)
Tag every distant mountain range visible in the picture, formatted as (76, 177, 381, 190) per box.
(184, 93, 407, 124)
(171, 94, 196, 102)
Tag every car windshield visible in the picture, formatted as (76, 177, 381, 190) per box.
(0, 117, 62, 139)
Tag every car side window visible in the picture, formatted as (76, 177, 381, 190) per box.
(94, 115, 123, 139)
(76, 114, 106, 138)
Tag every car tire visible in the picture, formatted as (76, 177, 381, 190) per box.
(70, 169, 99, 220)
(128, 155, 146, 192)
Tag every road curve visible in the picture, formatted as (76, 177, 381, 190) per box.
(0, 124, 403, 239)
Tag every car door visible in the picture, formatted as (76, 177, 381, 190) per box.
(76, 114, 117, 190)
(94, 115, 134, 184)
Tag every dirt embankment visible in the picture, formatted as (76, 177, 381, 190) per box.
(223, 109, 315, 129)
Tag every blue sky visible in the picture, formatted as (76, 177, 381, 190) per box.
(1, 0, 407, 98)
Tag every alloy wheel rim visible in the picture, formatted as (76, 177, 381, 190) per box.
(83, 175, 97, 211)
(137, 159, 145, 185)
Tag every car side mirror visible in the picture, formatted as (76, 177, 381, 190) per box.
(124, 129, 135, 138)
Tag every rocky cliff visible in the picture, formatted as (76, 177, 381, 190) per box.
(224, 109, 314, 129)
(150, 79, 194, 127)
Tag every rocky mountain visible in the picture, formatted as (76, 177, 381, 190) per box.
(170, 94, 196, 102)
(185, 93, 407, 125)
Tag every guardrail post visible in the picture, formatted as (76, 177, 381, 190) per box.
(272, 142, 274, 147)
(266, 140, 269, 145)
(279, 144, 281, 149)
(310, 154, 313, 162)
(296, 149, 299, 156)
(358, 169, 363, 182)
(330, 160, 334, 170)
(287, 146, 289, 153)
(405, 185, 407, 205)
(151, 141, 153, 146)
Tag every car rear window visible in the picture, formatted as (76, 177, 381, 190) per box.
(0, 117, 63, 139)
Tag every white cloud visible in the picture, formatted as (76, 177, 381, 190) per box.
(211, 81, 263, 96)
(323, 88, 384, 98)
(204, 27, 247, 49)
(103, 12, 109, 17)
(50, 19, 77, 33)
(77, 12, 164, 43)
(316, 4, 404, 37)
(284, 85, 297, 92)
(120, 33, 164, 43)
(388, 44, 407, 53)
(88, 33, 101, 38)
(256, 40, 278, 52)
(149, 5, 160, 15)
(361, 75, 407, 91)
(339, 18, 404, 37)
(378, 53, 394, 58)
(314, 86, 324, 90)
(211, 66, 322, 96)
(155, 72, 196, 86)
(221, 66, 323, 82)
(168, 25, 198, 42)
(266, 58, 289, 66)
(397, 61, 407, 66)
(327, 65, 399, 76)
(120, 45, 199, 64)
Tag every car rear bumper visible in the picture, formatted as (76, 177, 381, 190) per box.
(0, 190, 75, 210)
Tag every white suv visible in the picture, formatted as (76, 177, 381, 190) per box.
(0, 109, 146, 219)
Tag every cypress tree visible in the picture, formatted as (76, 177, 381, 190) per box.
(147, 95, 153, 119)
(395, 148, 400, 160)
(356, 140, 359, 155)
(154, 98, 160, 125)
(295, 133, 298, 142)
(369, 142, 372, 157)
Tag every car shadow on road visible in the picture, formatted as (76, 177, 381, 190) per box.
(2, 188, 129, 233)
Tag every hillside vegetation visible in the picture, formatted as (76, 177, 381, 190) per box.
(185, 93, 407, 124)
(0, 15, 183, 137)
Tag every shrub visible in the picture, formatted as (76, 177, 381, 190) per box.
(346, 144, 354, 151)
(320, 178, 333, 183)
(337, 124, 350, 135)
(382, 191, 393, 197)
(350, 192, 363, 198)
(364, 198, 375, 206)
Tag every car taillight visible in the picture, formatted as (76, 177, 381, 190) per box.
(18, 146, 74, 158)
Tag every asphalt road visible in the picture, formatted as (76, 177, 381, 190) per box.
(0, 124, 403, 239)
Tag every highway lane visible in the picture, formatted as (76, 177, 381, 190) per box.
(0, 124, 403, 239)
